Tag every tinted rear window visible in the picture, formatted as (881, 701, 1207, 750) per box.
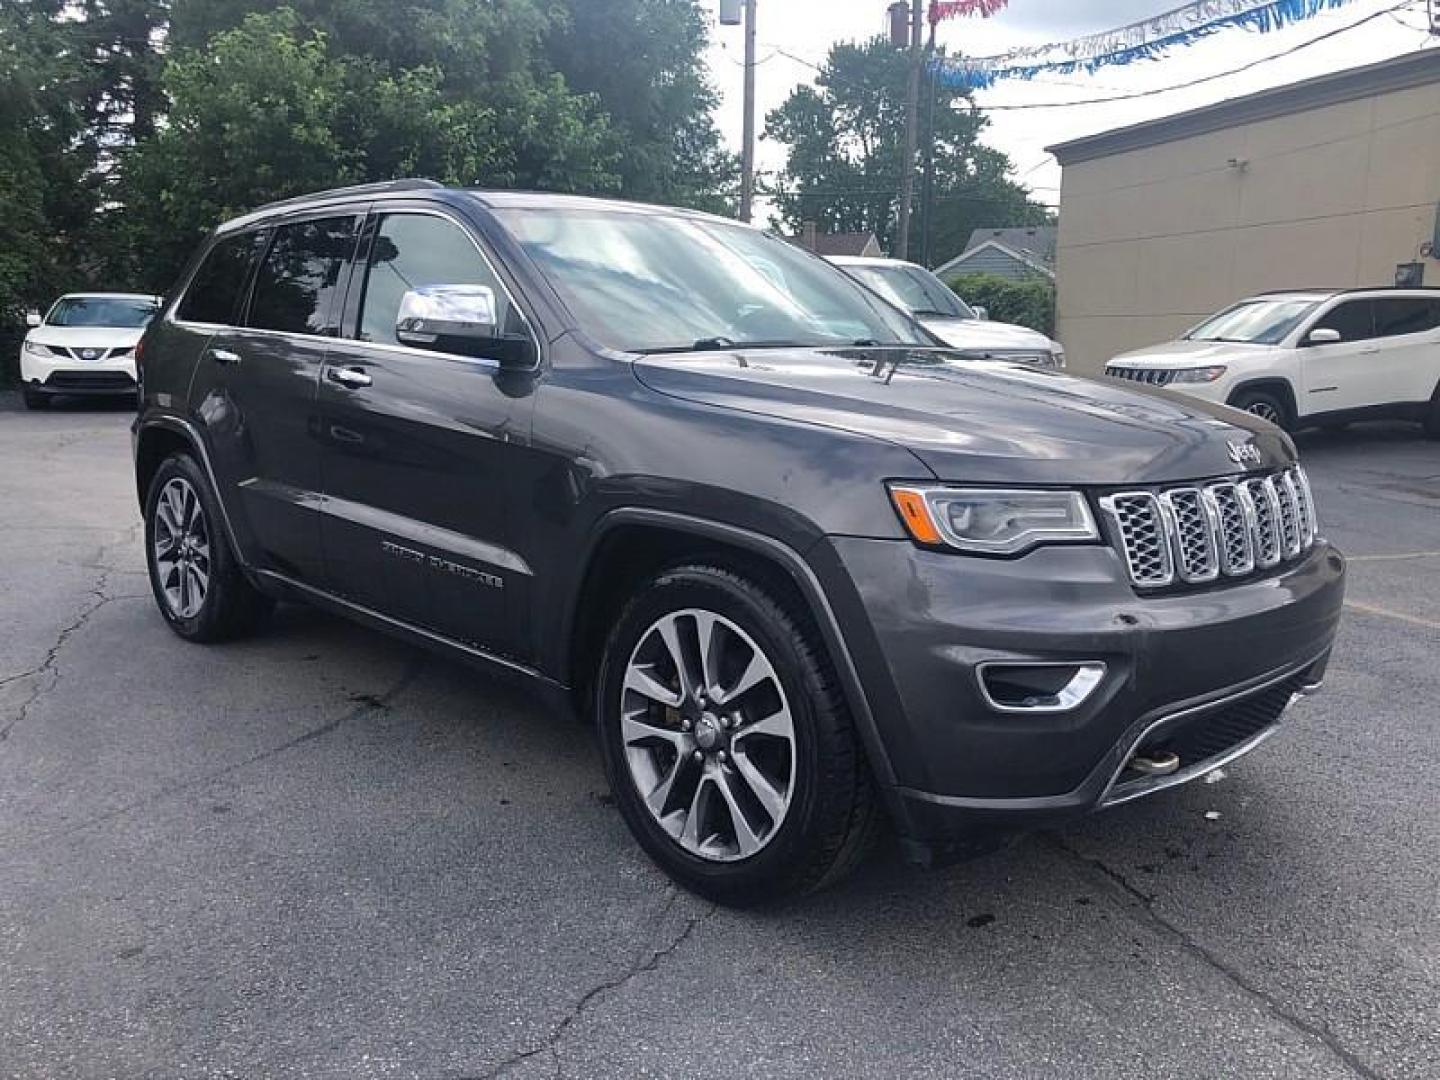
(1374, 297, 1440, 338)
(177, 233, 265, 325)
(247, 217, 358, 336)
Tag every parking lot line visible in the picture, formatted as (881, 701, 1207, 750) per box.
(1343, 551, 1440, 563)
(1343, 599, 1440, 631)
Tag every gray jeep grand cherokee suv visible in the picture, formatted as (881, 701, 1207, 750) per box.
(133, 180, 1345, 904)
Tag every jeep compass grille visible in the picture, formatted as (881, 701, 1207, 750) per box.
(1100, 467, 1317, 589)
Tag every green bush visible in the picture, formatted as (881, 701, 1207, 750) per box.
(944, 272, 1055, 338)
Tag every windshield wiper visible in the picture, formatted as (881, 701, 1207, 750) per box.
(634, 337, 826, 355)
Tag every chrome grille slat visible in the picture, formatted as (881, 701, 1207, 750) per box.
(1102, 467, 1318, 590)
(1104, 366, 1175, 387)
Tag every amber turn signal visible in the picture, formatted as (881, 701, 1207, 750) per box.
(889, 486, 944, 545)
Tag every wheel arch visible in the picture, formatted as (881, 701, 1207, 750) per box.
(134, 416, 247, 566)
(564, 509, 901, 795)
(1226, 377, 1298, 424)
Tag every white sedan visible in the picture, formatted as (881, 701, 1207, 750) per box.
(828, 256, 1065, 369)
(20, 292, 161, 410)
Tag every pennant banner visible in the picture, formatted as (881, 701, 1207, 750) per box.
(931, 0, 1357, 88)
(930, 0, 1010, 22)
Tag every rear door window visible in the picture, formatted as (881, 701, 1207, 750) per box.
(1310, 300, 1375, 343)
(177, 232, 266, 326)
(246, 216, 360, 336)
(1374, 297, 1440, 338)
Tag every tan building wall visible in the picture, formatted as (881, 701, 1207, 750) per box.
(1051, 54, 1440, 375)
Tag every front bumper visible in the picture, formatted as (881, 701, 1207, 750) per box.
(821, 535, 1346, 842)
(20, 349, 138, 397)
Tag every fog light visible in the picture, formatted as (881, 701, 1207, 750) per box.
(977, 662, 1107, 714)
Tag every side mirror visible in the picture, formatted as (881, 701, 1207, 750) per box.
(972, 306, 989, 321)
(1307, 327, 1342, 345)
(25, 311, 42, 328)
(395, 285, 535, 368)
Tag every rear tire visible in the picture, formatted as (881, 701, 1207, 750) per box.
(1425, 395, 1440, 440)
(144, 452, 273, 642)
(596, 564, 881, 906)
(1230, 388, 1291, 431)
(22, 388, 49, 410)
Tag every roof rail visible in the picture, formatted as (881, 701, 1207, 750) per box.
(1254, 285, 1440, 297)
(251, 178, 445, 214)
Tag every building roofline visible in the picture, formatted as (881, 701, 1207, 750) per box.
(935, 239, 1056, 280)
(1047, 50, 1440, 166)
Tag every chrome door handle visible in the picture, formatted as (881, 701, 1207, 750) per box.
(210, 348, 241, 365)
(327, 366, 373, 389)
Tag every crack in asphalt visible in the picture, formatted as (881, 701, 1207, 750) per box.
(0, 522, 144, 742)
(4, 652, 428, 854)
(476, 891, 717, 1080)
(1044, 834, 1381, 1080)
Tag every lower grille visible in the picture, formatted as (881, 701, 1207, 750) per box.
(1151, 679, 1297, 764)
(1099, 467, 1317, 590)
(44, 371, 135, 390)
(1108, 675, 1303, 801)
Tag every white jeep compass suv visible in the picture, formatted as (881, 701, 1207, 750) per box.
(1106, 288, 1440, 436)
(19, 292, 161, 410)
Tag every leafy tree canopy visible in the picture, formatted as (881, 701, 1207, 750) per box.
(765, 36, 1051, 267)
(0, 0, 735, 317)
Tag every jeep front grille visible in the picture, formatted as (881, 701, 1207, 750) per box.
(1105, 365, 1175, 387)
(1099, 466, 1317, 589)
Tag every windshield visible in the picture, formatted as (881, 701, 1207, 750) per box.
(493, 208, 928, 353)
(845, 264, 974, 320)
(1185, 299, 1319, 345)
(46, 297, 157, 328)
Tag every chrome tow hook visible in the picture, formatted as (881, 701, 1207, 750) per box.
(1128, 749, 1181, 777)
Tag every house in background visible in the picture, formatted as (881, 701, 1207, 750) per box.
(1048, 50, 1440, 376)
(790, 222, 884, 258)
(935, 226, 1057, 281)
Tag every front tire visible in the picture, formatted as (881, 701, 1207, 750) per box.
(596, 564, 881, 906)
(22, 388, 49, 410)
(144, 452, 272, 642)
(1230, 388, 1292, 431)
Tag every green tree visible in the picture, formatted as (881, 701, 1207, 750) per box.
(0, 1, 99, 320)
(765, 36, 1050, 265)
(117, 7, 619, 289)
(545, 0, 737, 211)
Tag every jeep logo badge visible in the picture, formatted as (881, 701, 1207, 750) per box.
(1227, 441, 1263, 468)
(81, 349, 98, 360)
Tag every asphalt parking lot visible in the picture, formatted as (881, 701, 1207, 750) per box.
(1, 393, 1436, 1080)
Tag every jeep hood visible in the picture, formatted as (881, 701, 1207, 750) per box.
(632, 346, 1291, 486)
(1111, 338, 1273, 366)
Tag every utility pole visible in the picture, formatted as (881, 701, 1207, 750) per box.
(920, 17, 938, 267)
(738, 1, 760, 222)
(895, 0, 923, 260)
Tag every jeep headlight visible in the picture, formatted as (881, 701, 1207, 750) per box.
(1169, 365, 1226, 383)
(888, 485, 1098, 555)
(23, 340, 55, 357)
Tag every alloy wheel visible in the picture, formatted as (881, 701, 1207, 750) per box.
(152, 477, 211, 619)
(1245, 400, 1283, 425)
(620, 608, 797, 862)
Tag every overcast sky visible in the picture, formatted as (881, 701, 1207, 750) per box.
(705, 0, 1437, 225)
